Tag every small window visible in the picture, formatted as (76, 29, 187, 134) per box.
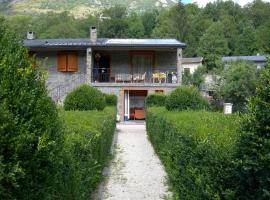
(57, 52, 78, 72)
(155, 90, 164, 93)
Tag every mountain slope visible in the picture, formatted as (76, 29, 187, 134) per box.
(0, 0, 178, 17)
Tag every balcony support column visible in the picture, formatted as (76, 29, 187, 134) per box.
(86, 48, 92, 83)
(177, 48, 183, 85)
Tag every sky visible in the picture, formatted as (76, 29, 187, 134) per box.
(181, 0, 270, 7)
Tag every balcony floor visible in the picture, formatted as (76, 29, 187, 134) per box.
(90, 82, 180, 88)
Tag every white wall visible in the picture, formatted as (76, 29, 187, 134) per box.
(182, 63, 202, 74)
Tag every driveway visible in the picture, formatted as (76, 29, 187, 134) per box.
(92, 123, 171, 200)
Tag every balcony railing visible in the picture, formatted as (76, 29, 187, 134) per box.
(92, 69, 178, 84)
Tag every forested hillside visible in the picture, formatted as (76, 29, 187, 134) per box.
(0, 0, 177, 16)
(2, 0, 270, 59)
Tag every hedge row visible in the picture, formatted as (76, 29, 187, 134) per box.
(56, 107, 116, 199)
(146, 107, 241, 200)
(145, 93, 167, 107)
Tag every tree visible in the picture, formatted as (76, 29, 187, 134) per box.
(214, 61, 258, 112)
(99, 5, 128, 38)
(197, 22, 229, 70)
(126, 13, 144, 38)
(234, 23, 259, 55)
(0, 17, 63, 199)
(152, 2, 189, 41)
(141, 10, 158, 37)
(232, 59, 270, 199)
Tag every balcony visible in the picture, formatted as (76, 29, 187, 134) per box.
(91, 68, 179, 87)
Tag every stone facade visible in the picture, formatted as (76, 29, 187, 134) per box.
(35, 48, 181, 121)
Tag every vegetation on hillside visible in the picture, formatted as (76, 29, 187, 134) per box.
(0, 0, 176, 16)
(3, 0, 270, 63)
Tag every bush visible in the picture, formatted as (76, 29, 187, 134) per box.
(104, 93, 117, 106)
(230, 60, 270, 199)
(146, 107, 241, 200)
(64, 84, 106, 111)
(0, 17, 63, 199)
(145, 93, 167, 107)
(165, 86, 209, 111)
(56, 107, 116, 199)
(213, 60, 258, 112)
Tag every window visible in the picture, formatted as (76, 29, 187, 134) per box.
(131, 52, 154, 80)
(57, 52, 78, 72)
(155, 90, 164, 93)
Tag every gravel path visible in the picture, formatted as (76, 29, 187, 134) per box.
(92, 123, 171, 200)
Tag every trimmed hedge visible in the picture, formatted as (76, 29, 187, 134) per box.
(165, 86, 209, 111)
(64, 85, 106, 111)
(146, 107, 241, 200)
(145, 93, 167, 107)
(104, 93, 117, 106)
(0, 17, 63, 199)
(56, 107, 116, 199)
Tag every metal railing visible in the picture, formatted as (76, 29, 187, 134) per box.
(92, 69, 178, 84)
(47, 73, 87, 103)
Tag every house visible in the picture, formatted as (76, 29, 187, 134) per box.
(24, 27, 186, 121)
(182, 57, 203, 74)
(222, 55, 267, 69)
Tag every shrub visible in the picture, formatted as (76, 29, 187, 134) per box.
(64, 84, 106, 111)
(230, 60, 270, 199)
(0, 17, 63, 199)
(104, 93, 117, 106)
(56, 107, 116, 199)
(146, 107, 241, 200)
(213, 60, 258, 112)
(165, 86, 209, 111)
(145, 93, 167, 107)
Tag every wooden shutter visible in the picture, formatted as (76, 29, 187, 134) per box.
(67, 53, 78, 72)
(57, 53, 67, 72)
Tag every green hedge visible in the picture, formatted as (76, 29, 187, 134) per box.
(146, 107, 241, 200)
(165, 86, 209, 111)
(145, 93, 167, 107)
(56, 107, 116, 199)
(104, 93, 117, 106)
(64, 85, 106, 111)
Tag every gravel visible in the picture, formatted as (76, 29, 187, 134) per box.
(92, 123, 171, 200)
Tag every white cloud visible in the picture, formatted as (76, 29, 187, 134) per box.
(192, 0, 270, 7)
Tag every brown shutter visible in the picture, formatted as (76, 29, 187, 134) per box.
(67, 53, 78, 72)
(57, 53, 67, 72)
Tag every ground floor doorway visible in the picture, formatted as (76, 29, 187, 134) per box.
(124, 90, 148, 121)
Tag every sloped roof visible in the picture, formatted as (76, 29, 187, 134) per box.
(24, 38, 186, 49)
(222, 56, 267, 62)
(182, 57, 203, 64)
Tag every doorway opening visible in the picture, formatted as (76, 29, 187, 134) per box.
(124, 90, 148, 121)
(93, 53, 111, 82)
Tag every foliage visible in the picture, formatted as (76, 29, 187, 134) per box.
(146, 107, 241, 200)
(3, 0, 270, 65)
(104, 93, 117, 106)
(182, 65, 207, 87)
(230, 60, 270, 199)
(0, 17, 63, 199)
(145, 93, 167, 107)
(165, 86, 209, 111)
(56, 107, 116, 199)
(197, 22, 229, 70)
(213, 61, 258, 112)
(64, 84, 106, 111)
(234, 23, 259, 55)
